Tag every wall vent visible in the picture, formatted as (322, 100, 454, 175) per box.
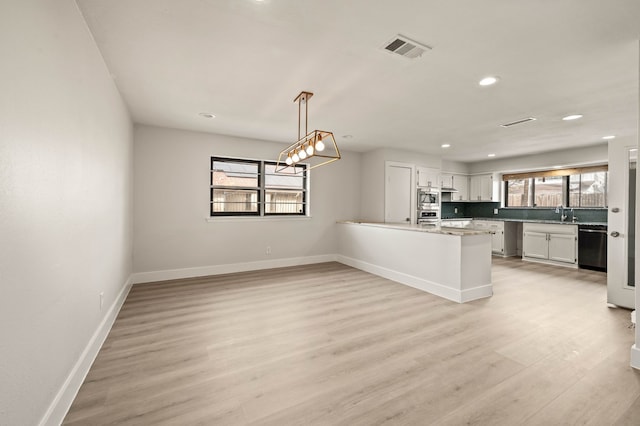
(383, 35, 432, 59)
(500, 117, 537, 128)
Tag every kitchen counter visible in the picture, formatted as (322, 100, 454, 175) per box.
(337, 221, 492, 303)
(339, 221, 490, 236)
(442, 217, 607, 227)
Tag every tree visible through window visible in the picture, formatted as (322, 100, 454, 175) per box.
(506, 178, 531, 207)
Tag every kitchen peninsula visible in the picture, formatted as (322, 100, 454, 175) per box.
(337, 221, 492, 303)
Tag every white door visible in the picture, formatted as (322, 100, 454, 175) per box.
(385, 162, 413, 224)
(607, 139, 635, 309)
(548, 233, 577, 264)
(523, 231, 549, 259)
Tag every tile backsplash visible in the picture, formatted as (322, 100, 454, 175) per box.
(441, 202, 607, 223)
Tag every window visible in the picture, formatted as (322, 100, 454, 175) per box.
(210, 157, 307, 216)
(533, 175, 564, 207)
(504, 166, 607, 208)
(505, 178, 531, 207)
(569, 171, 607, 207)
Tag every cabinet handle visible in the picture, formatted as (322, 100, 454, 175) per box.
(610, 231, 620, 237)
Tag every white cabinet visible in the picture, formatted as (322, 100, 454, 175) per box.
(441, 173, 469, 201)
(548, 233, 577, 263)
(440, 173, 454, 189)
(523, 231, 549, 259)
(522, 223, 577, 266)
(451, 174, 469, 201)
(417, 167, 440, 189)
(472, 220, 517, 256)
(469, 174, 493, 201)
(453, 175, 469, 201)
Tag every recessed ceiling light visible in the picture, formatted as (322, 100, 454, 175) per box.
(441, 144, 451, 148)
(562, 114, 583, 121)
(487, 153, 496, 157)
(342, 134, 353, 139)
(479, 76, 499, 86)
(602, 135, 616, 140)
(199, 113, 216, 119)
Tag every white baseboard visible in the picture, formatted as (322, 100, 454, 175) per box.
(336, 255, 491, 303)
(522, 256, 579, 269)
(631, 345, 640, 370)
(39, 276, 133, 426)
(460, 284, 494, 302)
(131, 254, 338, 284)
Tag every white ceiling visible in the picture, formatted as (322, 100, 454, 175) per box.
(76, 0, 640, 162)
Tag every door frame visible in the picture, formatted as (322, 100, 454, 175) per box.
(384, 161, 416, 224)
(607, 139, 635, 309)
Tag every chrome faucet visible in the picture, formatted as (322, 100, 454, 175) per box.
(555, 205, 567, 222)
(570, 208, 577, 222)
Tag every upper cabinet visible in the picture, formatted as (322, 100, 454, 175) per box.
(451, 174, 469, 201)
(417, 166, 440, 189)
(441, 173, 469, 201)
(469, 174, 494, 201)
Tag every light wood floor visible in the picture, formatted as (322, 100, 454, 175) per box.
(64, 258, 640, 425)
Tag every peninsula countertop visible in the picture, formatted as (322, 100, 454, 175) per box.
(338, 221, 490, 236)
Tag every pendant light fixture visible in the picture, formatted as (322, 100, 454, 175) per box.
(276, 91, 341, 174)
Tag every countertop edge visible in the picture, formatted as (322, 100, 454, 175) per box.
(337, 221, 491, 236)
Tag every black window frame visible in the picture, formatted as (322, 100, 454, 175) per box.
(504, 167, 608, 208)
(210, 156, 307, 217)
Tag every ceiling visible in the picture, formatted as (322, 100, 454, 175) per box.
(76, 0, 640, 163)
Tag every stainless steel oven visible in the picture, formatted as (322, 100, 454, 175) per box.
(417, 210, 439, 225)
(417, 188, 440, 224)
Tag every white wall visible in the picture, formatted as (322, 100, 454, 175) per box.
(441, 159, 470, 174)
(133, 125, 360, 278)
(0, 1, 133, 425)
(467, 143, 608, 174)
(634, 40, 640, 370)
(360, 148, 441, 222)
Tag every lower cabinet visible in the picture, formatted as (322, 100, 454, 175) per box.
(472, 220, 518, 256)
(522, 223, 577, 266)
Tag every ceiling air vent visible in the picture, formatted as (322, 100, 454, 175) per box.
(500, 117, 537, 128)
(383, 35, 432, 59)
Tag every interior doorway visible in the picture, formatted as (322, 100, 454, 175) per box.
(384, 162, 415, 224)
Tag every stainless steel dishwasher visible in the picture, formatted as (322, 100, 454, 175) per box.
(578, 224, 607, 272)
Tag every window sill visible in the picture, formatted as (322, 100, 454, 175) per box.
(206, 215, 312, 223)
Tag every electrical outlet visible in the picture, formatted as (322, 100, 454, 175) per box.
(99, 292, 104, 311)
(493, 208, 499, 215)
(454, 207, 458, 214)
(266, 246, 271, 255)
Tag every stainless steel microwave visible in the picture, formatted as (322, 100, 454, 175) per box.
(418, 189, 440, 206)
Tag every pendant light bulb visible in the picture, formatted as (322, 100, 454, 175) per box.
(299, 148, 307, 160)
(285, 155, 293, 166)
(306, 143, 314, 156)
(292, 151, 300, 163)
(316, 135, 325, 152)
